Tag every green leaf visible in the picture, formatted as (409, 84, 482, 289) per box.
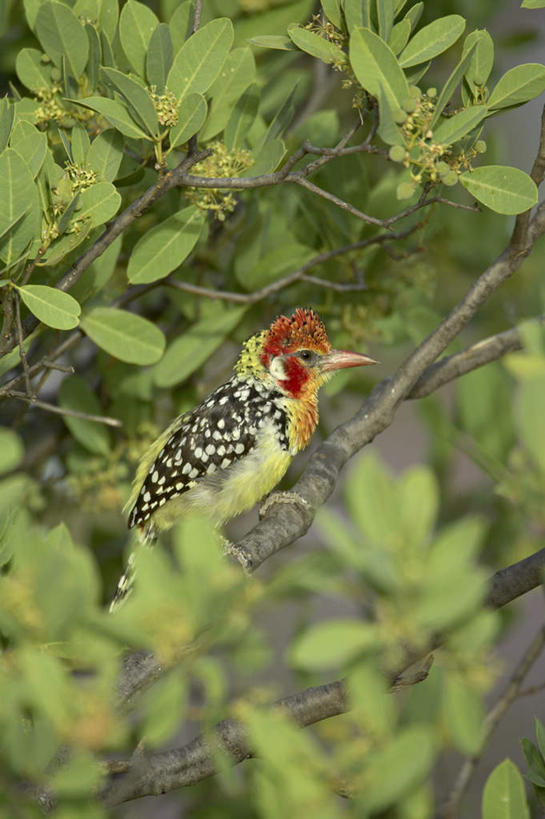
(74, 0, 119, 41)
(248, 35, 296, 51)
(77, 181, 121, 227)
(377, 84, 404, 146)
(127, 206, 205, 284)
(15, 47, 53, 93)
(377, 0, 394, 41)
(86, 129, 124, 182)
(101, 67, 159, 138)
(287, 24, 346, 65)
(35, 1, 89, 79)
(72, 96, 150, 140)
(290, 618, 378, 670)
(389, 19, 411, 55)
(463, 29, 494, 87)
(168, 0, 193, 53)
(119, 0, 158, 78)
(169, 93, 207, 149)
(17, 284, 81, 330)
(399, 465, 438, 547)
(488, 63, 545, 110)
(167, 18, 234, 102)
(141, 671, 187, 746)
(225, 84, 259, 150)
(536, 718, 545, 759)
(70, 123, 90, 166)
(10, 120, 47, 178)
(58, 375, 110, 455)
(460, 165, 538, 215)
(345, 452, 401, 547)
(146, 22, 173, 91)
(0, 98, 14, 153)
(521, 0, 545, 6)
(350, 26, 409, 108)
(399, 15, 465, 68)
(71, 234, 121, 303)
(321, 0, 342, 28)
(0, 148, 40, 265)
(153, 306, 246, 387)
(430, 40, 477, 127)
(343, 0, 372, 31)
(81, 307, 166, 365)
(363, 727, 435, 813)
(521, 738, 545, 787)
(433, 105, 488, 145)
(200, 47, 256, 141)
(444, 675, 484, 754)
(248, 138, 285, 175)
(0, 429, 23, 474)
(482, 759, 529, 819)
(85, 22, 101, 90)
(50, 751, 103, 798)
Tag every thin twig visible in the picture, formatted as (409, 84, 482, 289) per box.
(14, 292, 32, 397)
(4, 389, 121, 427)
(517, 681, 545, 698)
(443, 626, 545, 819)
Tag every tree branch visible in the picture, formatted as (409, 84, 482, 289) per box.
(105, 547, 545, 805)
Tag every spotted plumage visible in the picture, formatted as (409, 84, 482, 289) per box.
(111, 308, 376, 609)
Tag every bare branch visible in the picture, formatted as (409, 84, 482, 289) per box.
(407, 320, 540, 399)
(4, 388, 121, 427)
(443, 625, 545, 818)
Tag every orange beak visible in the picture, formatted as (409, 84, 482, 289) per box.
(319, 349, 378, 372)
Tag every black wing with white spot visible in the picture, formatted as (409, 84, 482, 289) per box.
(128, 377, 289, 529)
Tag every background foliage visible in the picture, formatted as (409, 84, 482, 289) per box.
(1, 0, 545, 816)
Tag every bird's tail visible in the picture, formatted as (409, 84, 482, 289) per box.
(109, 523, 156, 612)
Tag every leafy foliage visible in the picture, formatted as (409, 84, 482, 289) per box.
(0, 0, 544, 815)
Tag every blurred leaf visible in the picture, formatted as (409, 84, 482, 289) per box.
(81, 307, 166, 365)
(399, 15, 465, 68)
(169, 93, 207, 148)
(50, 750, 104, 797)
(536, 718, 545, 759)
(350, 27, 409, 108)
(521, 0, 545, 6)
(362, 726, 435, 813)
(0, 429, 23, 474)
(290, 618, 378, 670)
(127, 205, 204, 284)
(399, 465, 438, 548)
(35, 1, 89, 78)
(517, 377, 545, 473)
(444, 675, 484, 754)
(167, 18, 234, 102)
(482, 759, 529, 819)
(18, 284, 80, 330)
(141, 670, 186, 746)
(119, 0, 158, 77)
(58, 375, 111, 455)
(345, 452, 401, 548)
(460, 165, 538, 215)
(488, 63, 545, 110)
(153, 306, 246, 387)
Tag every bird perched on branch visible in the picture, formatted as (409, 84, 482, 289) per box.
(111, 308, 376, 608)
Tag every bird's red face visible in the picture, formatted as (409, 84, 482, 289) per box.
(260, 308, 377, 399)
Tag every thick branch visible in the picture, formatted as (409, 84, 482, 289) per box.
(105, 547, 545, 805)
(232, 201, 545, 572)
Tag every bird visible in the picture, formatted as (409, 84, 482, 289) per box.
(110, 308, 376, 609)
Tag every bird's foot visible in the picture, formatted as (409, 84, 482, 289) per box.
(221, 536, 252, 574)
(258, 490, 310, 520)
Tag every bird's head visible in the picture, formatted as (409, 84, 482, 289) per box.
(237, 308, 376, 399)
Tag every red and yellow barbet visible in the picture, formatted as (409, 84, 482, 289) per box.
(112, 309, 376, 607)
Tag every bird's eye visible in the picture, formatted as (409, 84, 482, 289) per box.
(297, 349, 313, 362)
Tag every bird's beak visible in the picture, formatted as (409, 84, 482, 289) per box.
(319, 349, 378, 372)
